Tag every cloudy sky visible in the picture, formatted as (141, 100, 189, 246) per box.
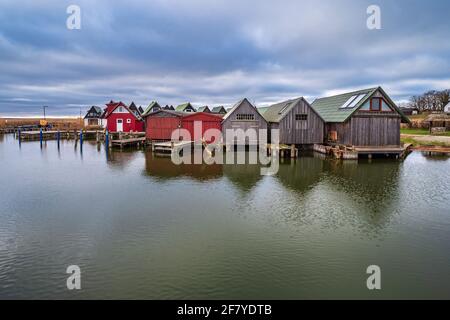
(0, 0, 449, 116)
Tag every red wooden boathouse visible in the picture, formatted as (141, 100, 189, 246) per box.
(144, 110, 222, 143)
(182, 112, 223, 143)
(103, 101, 145, 133)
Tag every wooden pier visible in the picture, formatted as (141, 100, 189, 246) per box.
(18, 130, 104, 141)
(313, 143, 412, 160)
(110, 137, 146, 149)
(266, 144, 298, 158)
(152, 141, 194, 153)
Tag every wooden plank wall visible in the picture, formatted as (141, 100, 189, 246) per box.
(278, 99, 324, 144)
(222, 99, 268, 144)
(327, 114, 401, 146)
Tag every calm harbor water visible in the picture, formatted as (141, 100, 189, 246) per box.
(0, 133, 449, 299)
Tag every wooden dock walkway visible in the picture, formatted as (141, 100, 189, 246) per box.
(152, 141, 194, 153)
(110, 137, 146, 149)
(313, 143, 412, 159)
(266, 144, 298, 158)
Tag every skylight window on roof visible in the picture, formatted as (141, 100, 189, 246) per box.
(340, 95, 358, 109)
(340, 93, 366, 109)
(346, 94, 366, 108)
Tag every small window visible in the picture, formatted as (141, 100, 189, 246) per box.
(296, 114, 307, 120)
(370, 98, 382, 111)
(127, 119, 132, 124)
(118, 107, 123, 112)
(236, 114, 255, 120)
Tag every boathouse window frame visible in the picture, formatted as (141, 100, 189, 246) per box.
(126, 118, 132, 124)
(370, 98, 382, 111)
(236, 114, 255, 121)
(295, 114, 308, 121)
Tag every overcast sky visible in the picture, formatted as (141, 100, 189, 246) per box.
(0, 0, 449, 116)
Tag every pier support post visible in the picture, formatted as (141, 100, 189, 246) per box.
(291, 144, 295, 158)
(39, 128, 43, 147)
(79, 130, 83, 146)
(105, 130, 110, 149)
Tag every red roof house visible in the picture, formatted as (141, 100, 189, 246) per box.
(103, 101, 144, 133)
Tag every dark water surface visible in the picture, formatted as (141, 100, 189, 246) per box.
(0, 134, 449, 299)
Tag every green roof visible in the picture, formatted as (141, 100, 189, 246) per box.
(197, 106, 210, 112)
(257, 106, 269, 115)
(311, 88, 377, 122)
(310, 87, 409, 123)
(142, 101, 160, 116)
(176, 102, 196, 112)
(261, 97, 303, 123)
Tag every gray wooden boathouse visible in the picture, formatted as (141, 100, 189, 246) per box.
(221, 98, 268, 145)
(262, 97, 324, 145)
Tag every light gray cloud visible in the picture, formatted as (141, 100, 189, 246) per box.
(0, 0, 449, 116)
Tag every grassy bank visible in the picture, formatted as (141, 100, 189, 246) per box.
(400, 128, 450, 137)
(0, 118, 82, 130)
(401, 136, 450, 147)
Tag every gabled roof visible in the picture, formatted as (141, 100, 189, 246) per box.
(143, 101, 161, 116)
(222, 98, 264, 121)
(311, 86, 410, 123)
(262, 97, 319, 123)
(84, 106, 103, 119)
(211, 106, 227, 113)
(197, 106, 211, 112)
(103, 101, 141, 120)
(176, 102, 196, 112)
(164, 105, 175, 110)
(129, 102, 138, 110)
(138, 106, 145, 114)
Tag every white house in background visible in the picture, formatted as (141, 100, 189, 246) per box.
(83, 106, 104, 127)
(445, 102, 450, 114)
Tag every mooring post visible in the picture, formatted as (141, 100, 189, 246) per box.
(39, 128, 43, 147)
(105, 130, 109, 149)
(79, 129, 83, 147)
(291, 144, 295, 158)
(18, 129, 21, 144)
(57, 130, 60, 148)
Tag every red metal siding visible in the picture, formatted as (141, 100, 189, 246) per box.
(146, 116, 181, 140)
(182, 113, 222, 143)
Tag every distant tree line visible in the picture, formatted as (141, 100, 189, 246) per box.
(404, 89, 450, 112)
